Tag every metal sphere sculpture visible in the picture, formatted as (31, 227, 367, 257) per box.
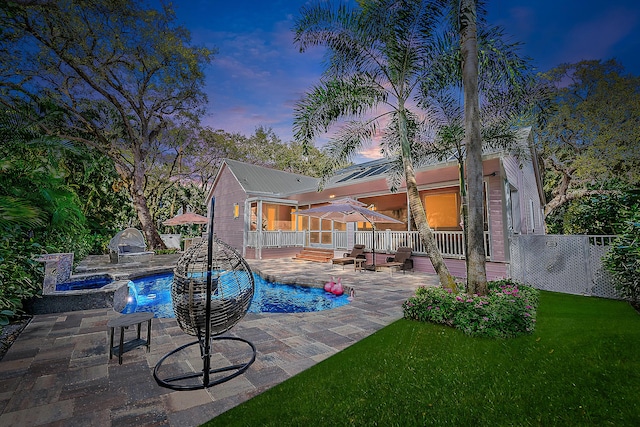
(154, 197, 256, 390)
(172, 238, 254, 340)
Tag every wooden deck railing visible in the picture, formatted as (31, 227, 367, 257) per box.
(247, 229, 491, 259)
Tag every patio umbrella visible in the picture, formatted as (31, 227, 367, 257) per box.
(162, 211, 208, 226)
(295, 197, 403, 269)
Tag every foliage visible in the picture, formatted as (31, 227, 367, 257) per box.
(0, 0, 215, 249)
(603, 206, 640, 303)
(214, 126, 336, 178)
(546, 185, 640, 235)
(207, 292, 640, 426)
(0, 231, 42, 326)
(62, 145, 134, 241)
(0, 103, 121, 324)
(402, 279, 539, 338)
(536, 59, 640, 218)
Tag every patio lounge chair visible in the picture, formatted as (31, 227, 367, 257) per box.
(332, 244, 366, 269)
(376, 247, 413, 274)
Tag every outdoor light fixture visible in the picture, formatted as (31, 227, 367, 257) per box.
(233, 203, 239, 219)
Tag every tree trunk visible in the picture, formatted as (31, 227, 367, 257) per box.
(399, 110, 455, 289)
(460, 0, 488, 295)
(130, 150, 166, 250)
(458, 159, 470, 271)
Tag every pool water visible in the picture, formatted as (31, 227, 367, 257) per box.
(56, 276, 113, 291)
(122, 273, 350, 317)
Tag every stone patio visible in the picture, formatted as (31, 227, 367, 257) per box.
(0, 256, 438, 426)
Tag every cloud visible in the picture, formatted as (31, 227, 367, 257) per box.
(188, 10, 330, 142)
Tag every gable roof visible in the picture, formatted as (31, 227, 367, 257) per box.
(213, 127, 534, 198)
(222, 159, 319, 196)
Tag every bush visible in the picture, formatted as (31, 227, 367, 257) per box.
(154, 248, 178, 255)
(603, 215, 640, 303)
(0, 233, 42, 326)
(402, 279, 539, 338)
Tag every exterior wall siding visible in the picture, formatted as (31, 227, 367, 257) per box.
(211, 165, 247, 252)
(486, 167, 507, 262)
(502, 148, 544, 235)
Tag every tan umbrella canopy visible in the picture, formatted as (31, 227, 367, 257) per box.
(295, 197, 403, 269)
(163, 211, 208, 226)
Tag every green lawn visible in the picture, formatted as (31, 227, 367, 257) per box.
(205, 291, 640, 426)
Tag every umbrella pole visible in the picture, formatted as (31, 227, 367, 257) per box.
(371, 225, 376, 269)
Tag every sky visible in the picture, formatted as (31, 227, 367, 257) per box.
(171, 0, 640, 163)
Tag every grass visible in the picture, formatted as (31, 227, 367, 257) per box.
(204, 291, 640, 426)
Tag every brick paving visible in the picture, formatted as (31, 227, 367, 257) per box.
(0, 256, 438, 426)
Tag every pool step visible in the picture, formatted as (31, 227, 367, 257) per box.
(294, 248, 334, 263)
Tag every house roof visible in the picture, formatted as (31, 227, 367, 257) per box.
(216, 127, 533, 198)
(324, 127, 533, 188)
(222, 159, 319, 196)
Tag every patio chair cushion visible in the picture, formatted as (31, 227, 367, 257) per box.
(377, 247, 413, 272)
(332, 244, 366, 265)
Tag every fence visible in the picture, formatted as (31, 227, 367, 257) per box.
(509, 234, 620, 299)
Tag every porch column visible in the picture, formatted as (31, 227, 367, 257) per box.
(243, 199, 251, 258)
(406, 192, 412, 231)
(347, 222, 356, 249)
(257, 200, 263, 259)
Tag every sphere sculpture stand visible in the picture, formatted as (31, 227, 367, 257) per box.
(154, 198, 256, 390)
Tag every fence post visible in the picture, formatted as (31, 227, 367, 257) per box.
(582, 235, 592, 296)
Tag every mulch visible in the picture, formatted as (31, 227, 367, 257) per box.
(0, 315, 32, 362)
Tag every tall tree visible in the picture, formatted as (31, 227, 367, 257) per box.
(458, 0, 486, 294)
(536, 59, 640, 219)
(0, 0, 214, 248)
(416, 1, 537, 294)
(293, 0, 457, 288)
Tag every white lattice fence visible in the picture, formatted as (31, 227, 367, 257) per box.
(509, 235, 620, 299)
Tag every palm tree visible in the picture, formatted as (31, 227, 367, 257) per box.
(293, 0, 456, 288)
(458, 0, 487, 294)
(417, 0, 539, 294)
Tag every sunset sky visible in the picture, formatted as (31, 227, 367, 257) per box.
(172, 0, 640, 162)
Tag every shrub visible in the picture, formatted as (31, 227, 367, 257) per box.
(0, 233, 42, 326)
(402, 279, 539, 338)
(603, 215, 640, 303)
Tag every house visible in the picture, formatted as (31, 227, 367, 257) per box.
(206, 127, 545, 280)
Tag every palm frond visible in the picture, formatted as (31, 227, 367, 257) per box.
(0, 196, 46, 231)
(293, 74, 387, 147)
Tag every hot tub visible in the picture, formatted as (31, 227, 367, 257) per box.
(27, 273, 131, 315)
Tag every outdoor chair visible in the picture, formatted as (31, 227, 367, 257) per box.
(332, 244, 366, 269)
(107, 228, 153, 263)
(376, 247, 413, 274)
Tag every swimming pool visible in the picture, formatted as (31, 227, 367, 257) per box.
(121, 272, 350, 317)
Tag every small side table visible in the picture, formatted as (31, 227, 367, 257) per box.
(354, 258, 366, 272)
(108, 312, 153, 364)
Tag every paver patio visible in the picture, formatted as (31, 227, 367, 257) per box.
(0, 256, 437, 426)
